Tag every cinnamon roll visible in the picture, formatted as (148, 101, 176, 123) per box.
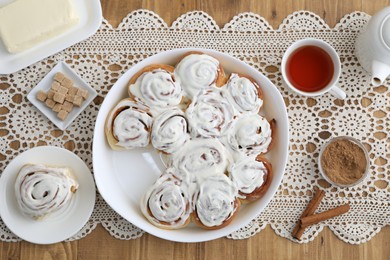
(140, 168, 192, 229)
(105, 98, 153, 150)
(128, 64, 183, 114)
(15, 164, 78, 219)
(228, 155, 273, 203)
(174, 52, 226, 98)
(226, 114, 276, 155)
(170, 138, 232, 183)
(186, 88, 235, 138)
(192, 174, 240, 230)
(151, 108, 189, 154)
(223, 73, 264, 114)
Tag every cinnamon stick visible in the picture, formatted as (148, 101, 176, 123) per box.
(291, 187, 325, 239)
(300, 204, 351, 228)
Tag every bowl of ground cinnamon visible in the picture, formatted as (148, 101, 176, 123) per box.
(319, 136, 369, 187)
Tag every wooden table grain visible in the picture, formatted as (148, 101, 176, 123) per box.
(1, 1, 389, 259)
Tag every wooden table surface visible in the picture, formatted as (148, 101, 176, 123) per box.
(1, 0, 389, 259)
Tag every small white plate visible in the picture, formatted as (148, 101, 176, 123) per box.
(0, 146, 96, 244)
(0, 0, 102, 74)
(27, 61, 97, 130)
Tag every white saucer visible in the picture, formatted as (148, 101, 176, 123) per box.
(0, 146, 96, 244)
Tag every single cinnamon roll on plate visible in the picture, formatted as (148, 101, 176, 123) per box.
(192, 174, 240, 230)
(151, 108, 189, 154)
(228, 155, 273, 203)
(140, 168, 192, 229)
(226, 114, 276, 156)
(186, 88, 235, 138)
(174, 51, 226, 99)
(223, 73, 264, 114)
(15, 164, 78, 220)
(105, 98, 153, 150)
(127, 64, 183, 114)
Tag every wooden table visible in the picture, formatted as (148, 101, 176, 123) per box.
(1, 0, 389, 259)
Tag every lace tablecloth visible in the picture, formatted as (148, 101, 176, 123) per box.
(0, 10, 389, 244)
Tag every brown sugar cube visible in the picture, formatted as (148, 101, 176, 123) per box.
(73, 95, 83, 107)
(52, 103, 62, 113)
(69, 86, 77, 95)
(62, 77, 73, 88)
(57, 110, 69, 121)
(36, 90, 47, 102)
(69, 86, 78, 95)
(53, 92, 65, 103)
(62, 101, 73, 112)
(57, 85, 68, 95)
(76, 88, 83, 96)
(76, 88, 89, 100)
(54, 72, 65, 82)
(51, 81, 60, 91)
(47, 90, 55, 99)
(45, 98, 55, 108)
(65, 94, 74, 102)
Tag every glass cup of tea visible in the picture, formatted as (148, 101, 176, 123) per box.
(281, 38, 346, 99)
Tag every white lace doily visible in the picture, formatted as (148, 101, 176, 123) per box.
(0, 10, 388, 244)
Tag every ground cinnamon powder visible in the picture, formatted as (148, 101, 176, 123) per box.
(321, 139, 367, 185)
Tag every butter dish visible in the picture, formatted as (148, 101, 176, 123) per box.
(0, 0, 79, 53)
(27, 62, 97, 130)
(0, 0, 102, 74)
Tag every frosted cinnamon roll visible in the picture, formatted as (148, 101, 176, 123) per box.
(15, 164, 78, 220)
(140, 168, 192, 229)
(186, 88, 235, 138)
(226, 114, 276, 155)
(174, 52, 226, 98)
(192, 174, 240, 230)
(170, 138, 232, 183)
(228, 155, 272, 203)
(223, 73, 263, 114)
(105, 98, 153, 150)
(151, 108, 189, 154)
(127, 65, 182, 114)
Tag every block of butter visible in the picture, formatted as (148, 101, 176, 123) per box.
(0, 0, 79, 53)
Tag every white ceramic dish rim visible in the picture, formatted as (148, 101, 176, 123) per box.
(0, 0, 102, 74)
(92, 48, 289, 243)
(0, 146, 96, 244)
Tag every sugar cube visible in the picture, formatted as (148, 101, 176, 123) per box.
(36, 90, 47, 102)
(53, 92, 65, 103)
(57, 110, 68, 121)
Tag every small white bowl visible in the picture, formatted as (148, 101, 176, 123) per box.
(27, 61, 97, 130)
(318, 136, 370, 188)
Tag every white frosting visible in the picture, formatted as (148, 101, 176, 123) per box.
(223, 73, 263, 114)
(107, 99, 153, 149)
(140, 168, 191, 229)
(151, 108, 189, 154)
(14, 164, 78, 219)
(129, 69, 182, 114)
(174, 54, 220, 98)
(229, 156, 267, 198)
(186, 88, 235, 138)
(194, 174, 238, 227)
(226, 114, 272, 155)
(170, 139, 232, 184)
